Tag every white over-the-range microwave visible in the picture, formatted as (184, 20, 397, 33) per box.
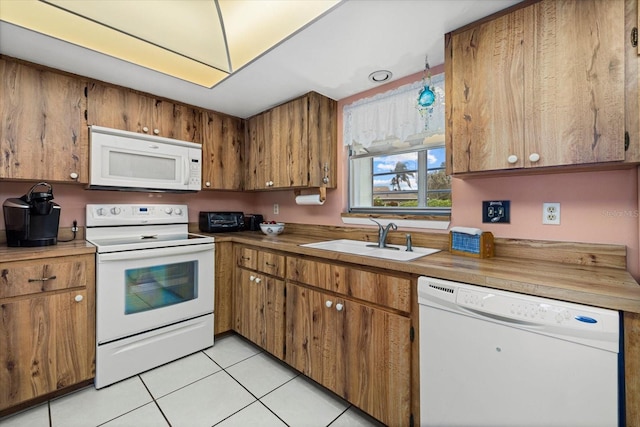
(89, 125, 202, 192)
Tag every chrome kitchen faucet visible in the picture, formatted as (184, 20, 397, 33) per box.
(368, 218, 398, 249)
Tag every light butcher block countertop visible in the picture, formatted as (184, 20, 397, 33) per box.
(208, 225, 640, 314)
(2, 226, 639, 313)
(0, 240, 95, 262)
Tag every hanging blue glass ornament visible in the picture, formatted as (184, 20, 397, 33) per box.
(417, 55, 436, 118)
(418, 86, 435, 107)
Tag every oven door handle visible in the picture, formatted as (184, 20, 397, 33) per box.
(98, 243, 214, 262)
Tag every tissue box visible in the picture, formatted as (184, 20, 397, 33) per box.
(449, 231, 495, 258)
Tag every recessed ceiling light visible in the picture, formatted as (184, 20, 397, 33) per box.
(368, 70, 392, 83)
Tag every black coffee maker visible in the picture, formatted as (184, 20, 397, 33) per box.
(3, 182, 61, 247)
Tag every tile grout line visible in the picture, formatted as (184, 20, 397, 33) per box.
(138, 374, 173, 427)
(212, 351, 294, 427)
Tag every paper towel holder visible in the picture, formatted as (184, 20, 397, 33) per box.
(294, 187, 326, 202)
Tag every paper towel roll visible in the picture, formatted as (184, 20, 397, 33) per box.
(295, 194, 325, 205)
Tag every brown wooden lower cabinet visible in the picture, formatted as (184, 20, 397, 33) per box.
(231, 248, 413, 425)
(285, 282, 411, 427)
(0, 253, 95, 412)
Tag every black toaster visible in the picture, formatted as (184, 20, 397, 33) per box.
(244, 214, 264, 231)
(199, 212, 245, 233)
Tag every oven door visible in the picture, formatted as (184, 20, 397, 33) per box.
(96, 243, 214, 343)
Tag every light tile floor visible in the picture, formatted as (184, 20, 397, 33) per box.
(0, 334, 385, 427)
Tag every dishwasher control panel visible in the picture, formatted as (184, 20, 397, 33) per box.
(456, 287, 603, 330)
(418, 276, 619, 352)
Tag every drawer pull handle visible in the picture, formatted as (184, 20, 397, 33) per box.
(28, 275, 57, 282)
(241, 256, 251, 260)
(265, 262, 276, 267)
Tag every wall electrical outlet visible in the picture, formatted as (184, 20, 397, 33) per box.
(273, 203, 279, 215)
(542, 202, 560, 225)
(482, 200, 510, 223)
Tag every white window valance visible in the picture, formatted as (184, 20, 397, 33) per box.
(343, 73, 445, 148)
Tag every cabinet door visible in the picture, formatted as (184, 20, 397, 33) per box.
(449, 8, 525, 173)
(153, 99, 201, 143)
(0, 59, 88, 183)
(87, 82, 154, 133)
(523, 0, 625, 167)
(268, 97, 308, 188)
(307, 91, 337, 188)
(285, 284, 344, 394)
(202, 111, 244, 190)
(246, 97, 309, 190)
(234, 269, 285, 359)
(342, 297, 411, 426)
(245, 113, 267, 190)
(214, 241, 233, 335)
(0, 290, 91, 410)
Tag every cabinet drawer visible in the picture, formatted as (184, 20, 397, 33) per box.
(256, 251, 285, 277)
(0, 254, 92, 299)
(286, 257, 411, 312)
(236, 247, 285, 278)
(236, 247, 258, 270)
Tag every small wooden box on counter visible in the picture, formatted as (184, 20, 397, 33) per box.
(449, 231, 495, 258)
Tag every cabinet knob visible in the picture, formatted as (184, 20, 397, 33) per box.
(335, 303, 344, 312)
(74, 294, 83, 302)
(255, 277, 262, 284)
(325, 300, 333, 308)
(507, 155, 518, 164)
(205, 181, 211, 187)
(153, 129, 160, 135)
(70, 172, 79, 180)
(142, 126, 149, 133)
(529, 153, 540, 163)
(249, 275, 256, 281)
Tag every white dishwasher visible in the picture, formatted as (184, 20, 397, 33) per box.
(418, 276, 622, 427)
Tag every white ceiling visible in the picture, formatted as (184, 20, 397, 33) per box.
(0, 0, 520, 119)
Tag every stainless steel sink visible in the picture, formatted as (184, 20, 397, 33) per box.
(301, 239, 440, 261)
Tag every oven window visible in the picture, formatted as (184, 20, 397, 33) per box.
(124, 261, 198, 314)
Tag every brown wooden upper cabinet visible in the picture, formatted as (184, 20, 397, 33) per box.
(201, 111, 244, 191)
(0, 58, 88, 183)
(245, 91, 337, 190)
(86, 82, 201, 143)
(446, 0, 627, 174)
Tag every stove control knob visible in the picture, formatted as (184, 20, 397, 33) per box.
(96, 208, 106, 216)
(110, 207, 121, 215)
(175, 208, 183, 216)
(164, 207, 173, 215)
